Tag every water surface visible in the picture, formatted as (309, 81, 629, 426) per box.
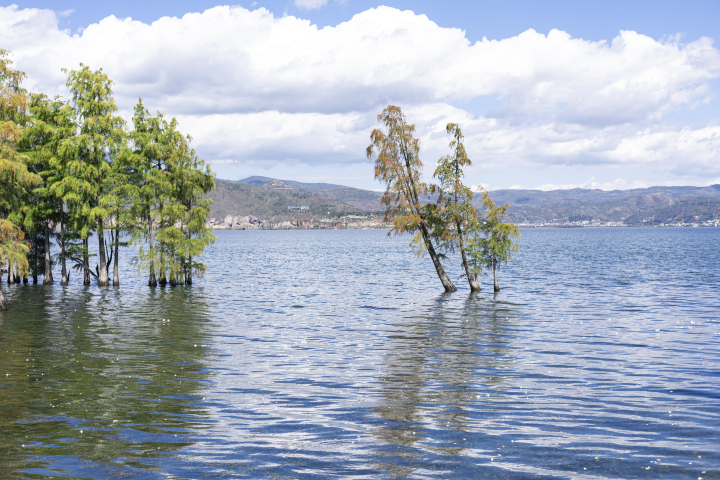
(1, 228, 718, 479)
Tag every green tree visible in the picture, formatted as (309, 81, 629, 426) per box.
(467, 192, 520, 292)
(431, 123, 481, 292)
(20, 93, 72, 285)
(127, 100, 171, 287)
(63, 64, 126, 288)
(367, 105, 457, 292)
(131, 110, 215, 287)
(0, 49, 40, 307)
(158, 124, 215, 286)
(45, 102, 79, 286)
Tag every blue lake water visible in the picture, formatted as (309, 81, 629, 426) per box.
(0, 227, 719, 479)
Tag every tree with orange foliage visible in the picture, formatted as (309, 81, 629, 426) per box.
(0, 49, 41, 308)
(367, 106, 457, 292)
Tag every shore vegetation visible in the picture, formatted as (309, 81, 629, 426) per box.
(0, 50, 215, 310)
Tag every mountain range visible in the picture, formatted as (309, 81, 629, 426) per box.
(208, 177, 720, 226)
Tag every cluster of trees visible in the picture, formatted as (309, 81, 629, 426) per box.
(367, 106, 519, 293)
(0, 50, 215, 310)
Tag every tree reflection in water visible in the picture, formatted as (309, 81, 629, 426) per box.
(0, 285, 213, 479)
(372, 293, 520, 478)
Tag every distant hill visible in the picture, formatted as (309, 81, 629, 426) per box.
(231, 176, 384, 210)
(212, 176, 720, 225)
(502, 194, 676, 224)
(625, 196, 720, 225)
(478, 184, 720, 209)
(206, 180, 370, 223)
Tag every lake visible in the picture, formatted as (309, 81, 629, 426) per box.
(0, 228, 718, 479)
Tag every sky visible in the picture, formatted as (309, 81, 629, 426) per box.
(2, 0, 720, 191)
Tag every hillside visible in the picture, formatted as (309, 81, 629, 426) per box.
(231, 177, 384, 210)
(625, 197, 720, 225)
(207, 180, 371, 224)
(213, 176, 720, 226)
(502, 194, 676, 224)
(476, 184, 720, 208)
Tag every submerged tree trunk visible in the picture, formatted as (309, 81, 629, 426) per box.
(32, 232, 39, 284)
(493, 256, 499, 292)
(186, 255, 192, 286)
(0, 286, 6, 310)
(113, 226, 120, 288)
(60, 213, 68, 286)
(456, 219, 481, 292)
(420, 224, 457, 292)
(83, 238, 90, 286)
(148, 215, 157, 287)
(97, 225, 109, 288)
(43, 222, 53, 285)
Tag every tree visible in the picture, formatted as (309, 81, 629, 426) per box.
(467, 192, 520, 292)
(127, 100, 170, 287)
(44, 101, 78, 286)
(432, 123, 481, 292)
(156, 123, 215, 286)
(64, 65, 126, 288)
(0, 49, 40, 308)
(131, 110, 215, 287)
(367, 105, 457, 292)
(20, 93, 73, 286)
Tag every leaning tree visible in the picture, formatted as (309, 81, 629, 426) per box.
(432, 123, 481, 292)
(367, 105, 457, 292)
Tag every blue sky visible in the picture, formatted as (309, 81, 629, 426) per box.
(13, 0, 720, 44)
(3, 1, 720, 190)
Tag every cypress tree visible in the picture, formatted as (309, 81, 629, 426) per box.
(63, 65, 126, 288)
(0, 50, 40, 309)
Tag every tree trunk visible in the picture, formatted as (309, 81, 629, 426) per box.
(456, 219, 480, 292)
(60, 209, 68, 286)
(113, 226, 120, 288)
(0, 286, 6, 310)
(23, 274, 28, 284)
(186, 255, 192, 286)
(83, 238, 90, 286)
(420, 224, 457, 292)
(43, 222, 53, 285)
(97, 225, 109, 288)
(493, 256, 499, 292)
(8, 262, 14, 285)
(33, 232, 39, 284)
(401, 149, 456, 293)
(148, 216, 157, 287)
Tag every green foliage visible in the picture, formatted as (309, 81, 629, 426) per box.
(0, 49, 40, 282)
(130, 101, 215, 285)
(430, 123, 481, 290)
(0, 219, 29, 278)
(63, 64, 126, 236)
(466, 192, 520, 281)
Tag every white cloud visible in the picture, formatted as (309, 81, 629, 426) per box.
(1, 4, 719, 186)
